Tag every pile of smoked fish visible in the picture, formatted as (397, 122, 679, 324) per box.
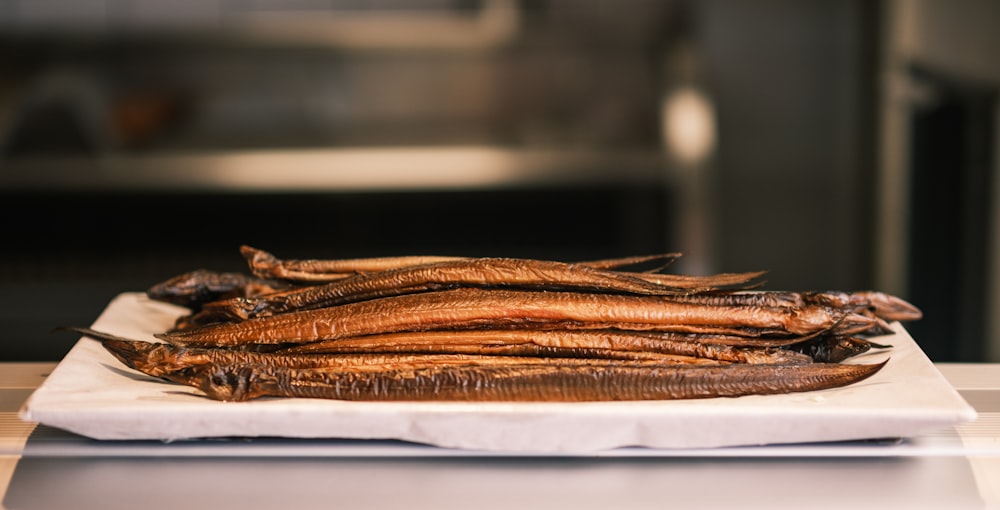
(66, 245, 923, 402)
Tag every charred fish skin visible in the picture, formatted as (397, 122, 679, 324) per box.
(175, 360, 889, 402)
(155, 288, 860, 348)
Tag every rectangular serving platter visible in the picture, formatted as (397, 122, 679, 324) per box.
(19, 292, 977, 454)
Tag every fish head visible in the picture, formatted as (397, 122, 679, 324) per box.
(169, 364, 258, 401)
(853, 291, 923, 322)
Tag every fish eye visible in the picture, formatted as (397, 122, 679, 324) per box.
(211, 373, 228, 387)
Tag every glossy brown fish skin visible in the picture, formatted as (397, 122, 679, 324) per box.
(241, 245, 469, 282)
(63, 326, 728, 378)
(60, 326, 357, 377)
(70, 245, 920, 407)
(157, 288, 870, 348)
(280, 328, 815, 365)
(171, 359, 888, 402)
(191, 257, 754, 324)
(566, 253, 683, 271)
(667, 290, 922, 323)
(241, 245, 694, 283)
(624, 271, 767, 291)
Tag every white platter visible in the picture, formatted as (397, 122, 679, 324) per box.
(19, 292, 977, 454)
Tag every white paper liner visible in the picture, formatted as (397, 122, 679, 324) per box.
(20, 293, 977, 453)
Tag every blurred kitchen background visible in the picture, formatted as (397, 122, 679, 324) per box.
(0, 0, 997, 362)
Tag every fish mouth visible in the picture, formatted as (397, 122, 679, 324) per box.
(863, 292, 923, 322)
(99, 339, 157, 371)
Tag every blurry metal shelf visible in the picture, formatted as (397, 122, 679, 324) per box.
(0, 146, 674, 193)
(0, 0, 521, 51)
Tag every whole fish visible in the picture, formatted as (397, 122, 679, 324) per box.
(156, 287, 874, 348)
(240, 245, 686, 282)
(279, 328, 816, 365)
(58, 326, 726, 380)
(167, 359, 889, 402)
(188, 257, 762, 324)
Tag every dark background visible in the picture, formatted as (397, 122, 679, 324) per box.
(0, 0, 997, 362)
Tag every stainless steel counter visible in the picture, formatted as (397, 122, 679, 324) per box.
(2, 362, 999, 510)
